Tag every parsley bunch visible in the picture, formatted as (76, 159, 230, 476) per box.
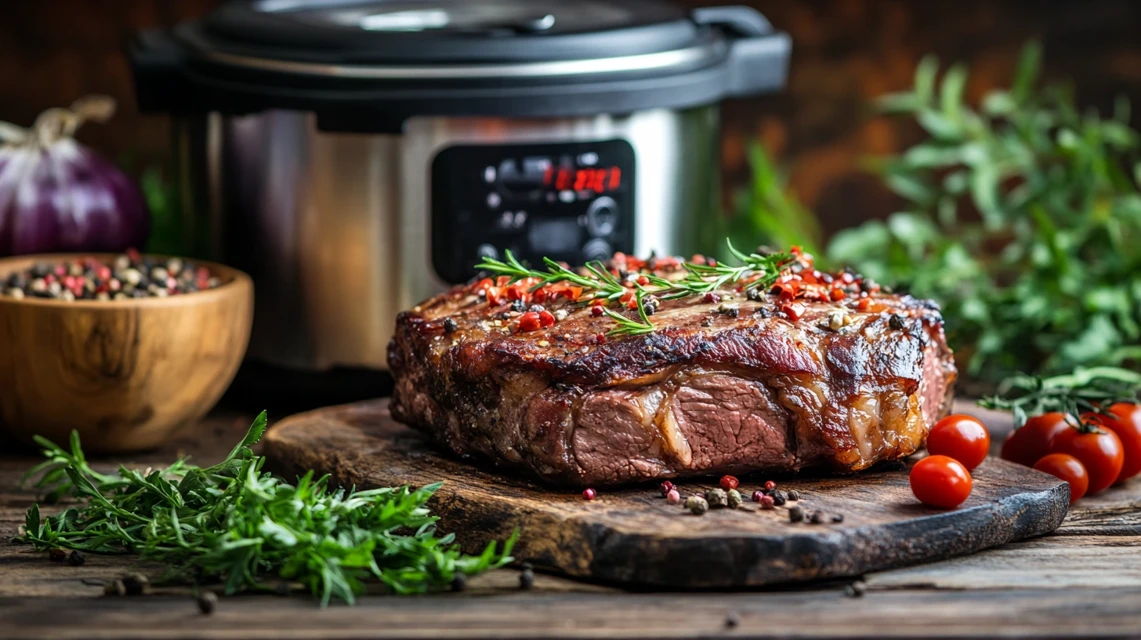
(18, 413, 516, 606)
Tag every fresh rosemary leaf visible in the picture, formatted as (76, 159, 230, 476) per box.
(978, 366, 1141, 426)
(18, 416, 515, 605)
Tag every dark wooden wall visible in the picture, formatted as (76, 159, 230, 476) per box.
(2, 0, 1139, 236)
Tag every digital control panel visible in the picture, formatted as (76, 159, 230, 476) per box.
(431, 140, 635, 284)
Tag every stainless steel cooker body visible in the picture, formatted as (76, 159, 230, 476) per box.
(178, 107, 719, 371)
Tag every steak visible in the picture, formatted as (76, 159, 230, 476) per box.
(389, 253, 956, 487)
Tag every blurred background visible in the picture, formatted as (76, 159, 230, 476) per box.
(3, 0, 1139, 235)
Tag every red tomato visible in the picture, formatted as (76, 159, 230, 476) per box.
(1000, 412, 1071, 467)
(927, 414, 991, 470)
(1033, 453, 1089, 504)
(910, 455, 973, 509)
(1049, 421, 1124, 494)
(1101, 403, 1141, 482)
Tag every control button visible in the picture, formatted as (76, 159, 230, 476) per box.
(476, 244, 499, 260)
(578, 152, 599, 166)
(586, 196, 618, 236)
(558, 190, 575, 203)
(487, 192, 502, 209)
(484, 166, 496, 183)
(514, 211, 527, 228)
(583, 238, 613, 263)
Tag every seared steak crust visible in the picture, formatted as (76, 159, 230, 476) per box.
(389, 273, 956, 487)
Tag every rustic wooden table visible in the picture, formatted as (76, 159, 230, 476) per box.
(1, 403, 1139, 639)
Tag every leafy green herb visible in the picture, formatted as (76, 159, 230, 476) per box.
(18, 413, 516, 606)
(978, 366, 1141, 427)
(474, 241, 789, 336)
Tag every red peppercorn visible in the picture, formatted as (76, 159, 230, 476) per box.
(591, 305, 604, 317)
(751, 490, 766, 503)
(830, 288, 846, 301)
(702, 292, 721, 304)
(719, 475, 739, 491)
(97, 266, 111, 281)
(517, 312, 541, 332)
(760, 495, 775, 509)
(660, 481, 674, 496)
(582, 488, 597, 501)
(595, 333, 607, 344)
(539, 310, 556, 328)
(764, 480, 776, 491)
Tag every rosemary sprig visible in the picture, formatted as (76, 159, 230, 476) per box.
(18, 414, 516, 606)
(603, 288, 655, 337)
(474, 240, 792, 336)
(978, 366, 1141, 427)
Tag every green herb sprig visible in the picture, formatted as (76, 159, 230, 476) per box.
(474, 240, 790, 336)
(978, 366, 1141, 427)
(18, 414, 516, 606)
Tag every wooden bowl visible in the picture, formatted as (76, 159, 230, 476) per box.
(0, 254, 253, 453)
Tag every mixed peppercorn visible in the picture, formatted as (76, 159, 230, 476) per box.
(2, 251, 222, 301)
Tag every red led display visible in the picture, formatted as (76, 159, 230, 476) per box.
(543, 166, 623, 193)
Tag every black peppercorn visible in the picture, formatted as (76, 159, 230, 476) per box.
(755, 306, 774, 318)
(771, 490, 787, 506)
(889, 314, 906, 330)
(642, 302, 656, 316)
(510, 299, 526, 312)
(68, 550, 86, 566)
(451, 572, 468, 592)
(443, 317, 459, 333)
(787, 490, 801, 501)
(197, 590, 218, 615)
(121, 572, 149, 596)
(519, 568, 535, 590)
(746, 287, 764, 302)
(809, 511, 826, 524)
(845, 581, 866, 598)
(48, 548, 67, 562)
(789, 506, 805, 523)
(832, 514, 845, 523)
(725, 612, 740, 628)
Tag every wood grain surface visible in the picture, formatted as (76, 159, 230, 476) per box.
(0, 255, 252, 454)
(1, 402, 1139, 639)
(262, 400, 1069, 589)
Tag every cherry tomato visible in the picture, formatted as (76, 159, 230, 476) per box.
(1100, 403, 1141, 483)
(1048, 421, 1124, 494)
(927, 414, 991, 470)
(1033, 453, 1089, 504)
(1000, 412, 1071, 467)
(910, 455, 973, 509)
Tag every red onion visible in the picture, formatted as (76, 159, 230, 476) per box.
(0, 96, 148, 256)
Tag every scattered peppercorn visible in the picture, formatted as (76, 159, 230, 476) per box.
(727, 489, 743, 509)
(760, 495, 775, 510)
(746, 287, 764, 302)
(752, 490, 766, 503)
(789, 506, 805, 522)
(770, 490, 787, 507)
(845, 581, 866, 598)
(121, 572, 149, 596)
(104, 579, 127, 597)
(764, 480, 776, 491)
(755, 306, 774, 318)
(705, 488, 729, 508)
(889, 314, 906, 330)
(591, 305, 604, 317)
(787, 490, 801, 501)
(809, 511, 826, 524)
(197, 590, 218, 615)
(519, 568, 535, 590)
(832, 514, 845, 524)
(660, 480, 675, 496)
(511, 299, 527, 313)
(700, 316, 714, 327)
(717, 303, 739, 318)
(725, 612, 740, 628)
(48, 548, 67, 562)
(68, 550, 86, 567)
(719, 475, 739, 491)
(582, 488, 597, 501)
(702, 292, 721, 304)
(685, 495, 709, 515)
(443, 317, 459, 333)
(2, 254, 222, 301)
(666, 489, 681, 505)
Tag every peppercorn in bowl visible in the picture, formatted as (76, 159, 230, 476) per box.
(0, 253, 253, 453)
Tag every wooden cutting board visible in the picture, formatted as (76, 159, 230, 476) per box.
(262, 399, 1068, 589)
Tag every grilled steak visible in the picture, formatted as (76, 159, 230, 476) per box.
(389, 253, 956, 487)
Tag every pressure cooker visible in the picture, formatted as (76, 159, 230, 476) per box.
(129, 0, 790, 372)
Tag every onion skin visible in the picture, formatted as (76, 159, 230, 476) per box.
(0, 116, 148, 257)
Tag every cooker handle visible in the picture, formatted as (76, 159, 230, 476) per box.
(692, 6, 792, 97)
(128, 29, 189, 112)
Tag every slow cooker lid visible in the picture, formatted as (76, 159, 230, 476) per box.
(191, 0, 700, 65)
